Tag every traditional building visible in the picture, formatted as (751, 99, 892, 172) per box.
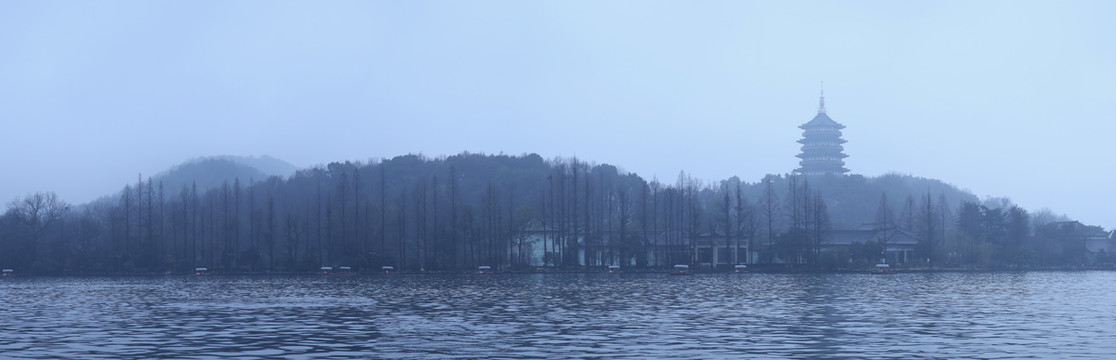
(795, 88, 849, 175)
(513, 219, 746, 268)
(824, 224, 921, 264)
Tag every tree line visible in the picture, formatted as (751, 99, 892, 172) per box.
(0, 153, 1107, 273)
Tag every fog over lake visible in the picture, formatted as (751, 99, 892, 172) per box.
(2, 2, 1116, 358)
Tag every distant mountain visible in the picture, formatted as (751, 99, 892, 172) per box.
(203, 155, 299, 178)
(85, 155, 299, 206)
(151, 155, 298, 194)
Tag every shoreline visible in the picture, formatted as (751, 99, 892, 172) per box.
(4, 266, 1115, 277)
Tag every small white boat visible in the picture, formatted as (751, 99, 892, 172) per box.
(194, 267, 208, 276)
(873, 263, 896, 274)
(734, 264, 748, 273)
(477, 265, 492, 274)
(382, 266, 395, 274)
(2, 269, 13, 277)
(320, 266, 333, 275)
(608, 265, 620, 274)
(671, 264, 691, 276)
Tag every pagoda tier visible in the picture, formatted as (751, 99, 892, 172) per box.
(794, 92, 849, 176)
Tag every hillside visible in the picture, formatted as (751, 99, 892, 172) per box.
(81, 155, 298, 208)
(1, 152, 1100, 273)
(152, 155, 298, 195)
(762, 173, 980, 229)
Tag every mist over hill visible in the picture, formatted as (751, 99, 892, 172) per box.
(212, 155, 299, 178)
(727, 173, 980, 230)
(152, 155, 298, 193)
(83, 155, 298, 208)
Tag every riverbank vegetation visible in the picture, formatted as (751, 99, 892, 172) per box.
(0, 153, 1109, 274)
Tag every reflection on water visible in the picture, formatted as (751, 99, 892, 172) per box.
(2, 272, 1114, 359)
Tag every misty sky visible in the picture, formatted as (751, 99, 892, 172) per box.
(1, 1, 1114, 229)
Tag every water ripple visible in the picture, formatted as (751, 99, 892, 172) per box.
(1, 272, 1115, 358)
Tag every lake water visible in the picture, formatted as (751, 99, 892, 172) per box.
(1, 271, 1114, 359)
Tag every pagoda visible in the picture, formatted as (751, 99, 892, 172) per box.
(795, 87, 849, 175)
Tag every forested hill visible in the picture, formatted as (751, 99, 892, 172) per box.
(778, 173, 980, 229)
(1, 152, 1086, 274)
(294, 153, 982, 233)
(148, 155, 298, 195)
(83, 155, 298, 209)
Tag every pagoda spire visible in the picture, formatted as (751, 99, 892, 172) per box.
(818, 81, 826, 114)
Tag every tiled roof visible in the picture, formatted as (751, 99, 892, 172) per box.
(800, 112, 845, 129)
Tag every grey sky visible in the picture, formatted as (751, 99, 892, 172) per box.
(1, 1, 1113, 229)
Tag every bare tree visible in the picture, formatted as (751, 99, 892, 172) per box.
(718, 183, 732, 268)
(874, 193, 895, 263)
(618, 188, 630, 266)
(191, 182, 199, 267)
(758, 175, 779, 263)
(120, 184, 134, 261)
(649, 179, 661, 266)
(144, 177, 156, 267)
(381, 166, 387, 264)
(734, 181, 755, 265)
(937, 193, 951, 256)
(450, 165, 460, 268)
(808, 189, 829, 265)
(158, 181, 166, 267)
(233, 178, 241, 269)
(179, 185, 189, 266)
(268, 195, 276, 271)
(920, 192, 938, 267)
(397, 190, 406, 270)
(639, 180, 649, 267)
(901, 195, 916, 233)
(8, 191, 71, 246)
